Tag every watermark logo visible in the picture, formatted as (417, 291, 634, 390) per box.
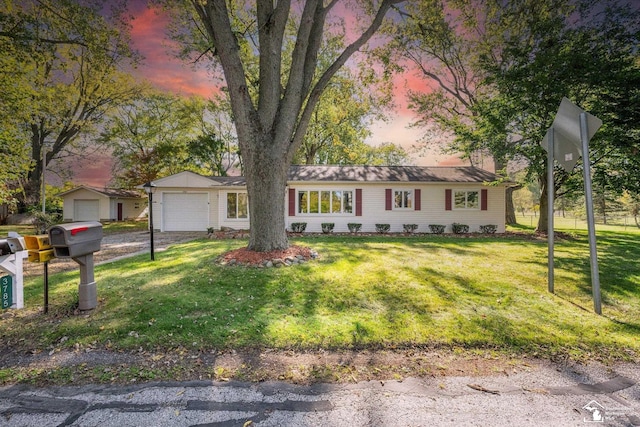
(583, 400, 605, 423)
(582, 399, 633, 423)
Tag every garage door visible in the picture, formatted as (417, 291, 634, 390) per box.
(74, 199, 99, 221)
(162, 193, 209, 231)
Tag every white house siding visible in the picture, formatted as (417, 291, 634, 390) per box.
(108, 198, 145, 221)
(286, 183, 505, 233)
(62, 188, 109, 221)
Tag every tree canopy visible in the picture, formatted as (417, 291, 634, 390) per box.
(392, 0, 640, 232)
(100, 90, 213, 188)
(160, 0, 402, 251)
(0, 0, 140, 209)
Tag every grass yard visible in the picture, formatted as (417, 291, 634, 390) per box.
(3, 227, 639, 371)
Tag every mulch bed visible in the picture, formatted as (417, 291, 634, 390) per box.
(218, 245, 316, 266)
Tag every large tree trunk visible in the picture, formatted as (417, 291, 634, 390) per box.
(505, 186, 518, 225)
(244, 146, 290, 251)
(494, 157, 518, 226)
(536, 178, 550, 233)
(20, 133, 45, 211)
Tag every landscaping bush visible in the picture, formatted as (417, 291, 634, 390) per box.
(428, 224, 446, 234)
(290, 222, 307, 233)
(403, 224, 418, 233)
(451, 223, 469, 234)
(31, 211, 61, 234)
(321, 223, 335, 234)
(479, 224, 498, 234)
(375, 223, 390, 234)
(347, 223, 362, 233)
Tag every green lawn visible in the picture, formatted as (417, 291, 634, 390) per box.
(3, 227, 639, 367)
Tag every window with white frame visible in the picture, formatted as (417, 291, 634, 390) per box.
(227, 192, 248, 219)
(454, 190, 479, 209)
(298, 190, 353, 214)
(394, 190, 413, 209)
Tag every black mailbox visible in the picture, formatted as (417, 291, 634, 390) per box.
(0, 239, 11, 256)
(49, 221, 103, 258)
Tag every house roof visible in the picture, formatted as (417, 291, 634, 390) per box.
(168, 165, 501, 187)
(59, 186, 143, 199)
(210, 176, 248, 186)
(286, 165, 499, 183)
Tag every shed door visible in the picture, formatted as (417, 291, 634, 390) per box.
(74, 199, 100, 221)
(162, 193, 209, 231)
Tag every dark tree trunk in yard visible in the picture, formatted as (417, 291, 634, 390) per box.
(244, 143, 290, 251)
(536, 178, 550, 234)
(494, 158, 517, 226)
(505, 186, 518, 225)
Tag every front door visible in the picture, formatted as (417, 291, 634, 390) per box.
(117, 203, 123, 221)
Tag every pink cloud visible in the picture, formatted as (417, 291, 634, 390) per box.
(129, 6, 219, 98)
(73, 158, 114, 187)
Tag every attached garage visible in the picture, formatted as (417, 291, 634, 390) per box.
(73, 199, 100, 221)
(161, 192, 209, 231)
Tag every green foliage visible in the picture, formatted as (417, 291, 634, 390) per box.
(403, 224, 418, 233)
(451, 223, 469, 234)
(100, 91, 207, 187)
(290, 223, 307, 233)
(0, 0, 141, 208)
(321, 223, 335, 234)
(479, 225, 497, 234)
(393, 0, 640, 233)
(187, 96, 240, 176)
(428, 224, 445, 234)
(375, 223, 390, 233)
(347, 223, 362, 233)
(29, 211, 61, 234)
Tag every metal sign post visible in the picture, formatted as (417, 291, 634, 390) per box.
(580, 112, 602, 314)
(546, 128, 555, 294)
(540, 97, 602, 315)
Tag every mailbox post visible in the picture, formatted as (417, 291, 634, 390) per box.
(143, 181, 156, 261)
(0, 232, 27, 310)
(23, 233, 55, 312)
(49, 222, 103, 311)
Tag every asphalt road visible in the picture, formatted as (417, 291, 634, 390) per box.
(1, 361, 639, 426)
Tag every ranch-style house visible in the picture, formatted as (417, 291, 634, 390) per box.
(145, 165, 507, 234)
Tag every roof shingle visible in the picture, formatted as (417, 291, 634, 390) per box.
(209, 165, 499, 186)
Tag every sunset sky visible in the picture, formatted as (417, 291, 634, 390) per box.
(73, 1, 464, 187)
